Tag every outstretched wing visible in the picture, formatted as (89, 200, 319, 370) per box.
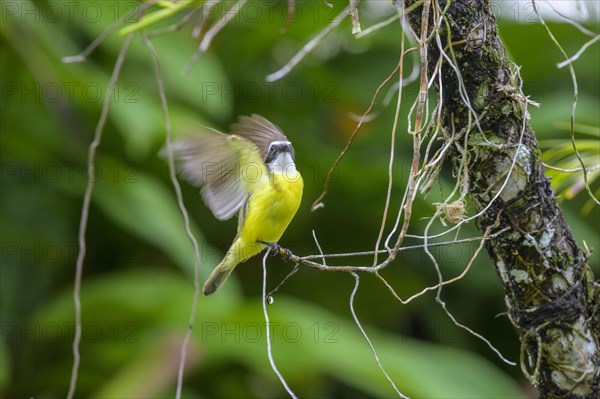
(166, 128, 268, 221)
(230, 114, 289, 160)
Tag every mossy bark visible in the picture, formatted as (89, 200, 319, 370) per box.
(405, 1, 599, 397)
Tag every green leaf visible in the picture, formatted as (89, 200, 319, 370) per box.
(119, 1, 200, 36)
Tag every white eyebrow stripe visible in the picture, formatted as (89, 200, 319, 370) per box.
(269, 140, 292, 146)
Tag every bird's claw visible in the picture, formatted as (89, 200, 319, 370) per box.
(262, 242, 293, 261)
(260, 241, 280, 256)
(269, 244, 281, 256)
(281, 248, 293, 261)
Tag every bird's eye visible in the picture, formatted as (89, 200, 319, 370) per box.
(265, 146, 277, 163)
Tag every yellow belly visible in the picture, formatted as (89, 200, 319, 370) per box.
(239, 172, 303, 245)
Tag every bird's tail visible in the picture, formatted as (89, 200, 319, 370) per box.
(203, 257, 236, 296)
(203, 239, 265, 296)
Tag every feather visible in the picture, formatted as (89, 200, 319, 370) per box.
(165, 129, 268, 221)
(231, 114, 289, 160)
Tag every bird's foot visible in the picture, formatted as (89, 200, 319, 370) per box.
(261, 242, 293, 261)
(281, 248, 293, 261)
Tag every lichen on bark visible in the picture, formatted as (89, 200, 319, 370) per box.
(405, 0, 599, 397)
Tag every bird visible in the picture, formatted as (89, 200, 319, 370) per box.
(168, 114, 303, 295)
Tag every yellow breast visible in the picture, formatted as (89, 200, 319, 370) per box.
(239, 171, 303, 244)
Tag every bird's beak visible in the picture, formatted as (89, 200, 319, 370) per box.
(282, 142, 295, 161)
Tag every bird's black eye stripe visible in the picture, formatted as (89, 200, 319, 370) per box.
(265, 146, 277, 164)
(265, 142, 294, 164)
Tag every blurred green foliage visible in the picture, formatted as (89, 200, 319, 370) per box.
(1, 1, 598, 398)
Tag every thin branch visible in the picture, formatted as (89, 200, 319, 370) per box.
(377, 226, 506, 305)
(66, 32, 136, 399)
(355, 12, 399, 39)
(542, 0, 597, 38)
(62, 2, 156, 63)
(311, 60, 401, 211)
(299, 229, 509, 261)
(147, 6, 202, 38)
(348, 47, 420, 123)
(271, 228, 510, 272)
(557, 34, 600, 69)
(533, 0, 600, 206)
(266, 5, 350, 83)
(192, 0, 222, 39)
(262, 251, 298, 399)
(141, 32, 204, 399)
(267, 264, 300, 300)
(373, 21, 406, 266)
(184, 0, 246, 75)
(424, 201, 516, 365)
(312, 230, 327, 267)
(437, 296, 517, 365)
(349, 273, 408, 398)
(349, 0, 361, 34)
(280, 0, 296, 33)
(543, 162, 600, 173)
(382, 0, 431, 264)
(355, 0, 427, 39)
(383, 2, 432, 252)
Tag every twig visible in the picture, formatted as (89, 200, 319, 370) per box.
(67, 31, 136, 399)
(356, 12, 399, 39)
(267, 264, 300, 300)
(377, 223, 508, 306)
(423, 199, 516, 365)
(141, 32, 204, 399)
(311, 60, 402, 211)
(355, 0, 426, 40)
(542, 0, 597, 38)
(373, 21, 406, 266)
(266, 6, 350, 83)
(281, 0, 296, 33)
(262, 251, 298, 399)
(62, 2, 155, 64)
(543, 162, 600, 173)
(184, 0, 247, 75)
(383, 0, 431, 263)
(300, 229, 509, 261)
(533, 0, 600, 206)
(349, 0, 361, 34)
(349, 273, 408, 398)
(192, 0, 222, 39)
(438, 296, 517, 366)
(557, 34, 600, 69)
(312, 230, 327, 267)
(271, 227, 509, 272)
(147, 6, 202, 38)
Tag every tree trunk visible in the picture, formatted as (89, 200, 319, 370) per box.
(405, 0, 599, 397)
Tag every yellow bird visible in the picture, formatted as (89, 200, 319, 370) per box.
(169, 114, 303, 295)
